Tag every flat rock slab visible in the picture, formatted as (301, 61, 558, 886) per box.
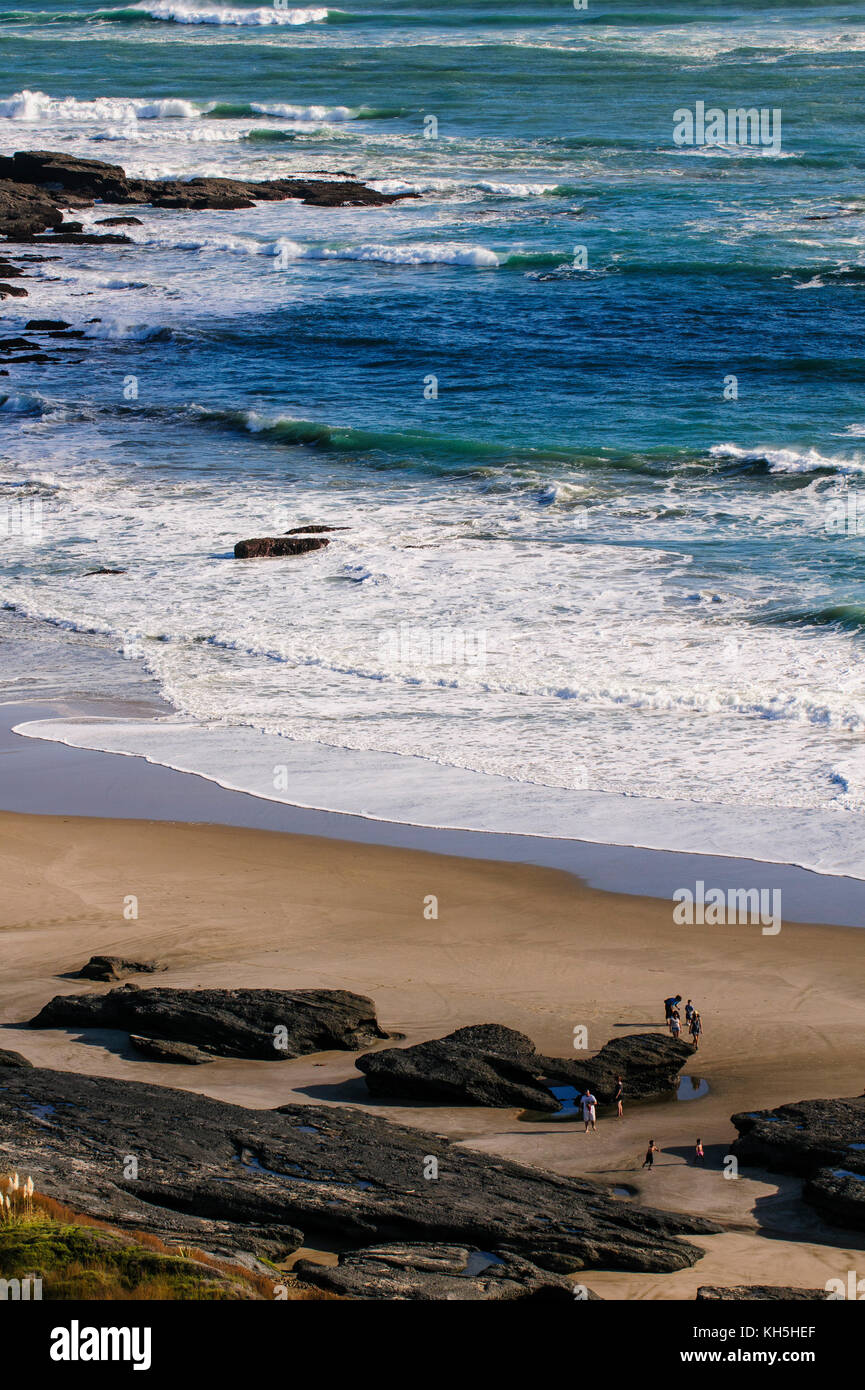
(0, 1065, 720, 1274)
(357, 1024, 693, 1110)
(697, 1285, 830, 1301)
(129, 1035, 213, 1065)
(731, 1096, 865, 1231)
(293, 1243, 584, 1301)
(76, 955, 167, 982)
(29, 986, 390, 1060)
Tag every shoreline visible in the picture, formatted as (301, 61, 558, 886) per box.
(4, 694, 865, 927)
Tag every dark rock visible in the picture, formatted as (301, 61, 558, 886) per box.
(731, 1096, 865, 1231)
(97, 215, 143, 226)
(0, 181, 66, 239)
(0, 1048, 33, 1068)
(32, 232, 131, 246)
(76, 955, 165, 981)
(0, 1065, 720, 1272)
(357, 1024, 693, 1110)
(0, 151, 130, 199)
(129, 1035, 213, 1065)
(234, 536, 330, 559)
(0, 282, 27, 298)
(293, 1243, 586, 1301)
(84, 568, 127, 577)
(357, 1024, 560, 1111)
(25, 319, 69, 329)
(29, 986, 390, 1060)
(285, 525, 350, 534)
(696, 1285, 830, 1301)
(0, 338, 37, 350)
(545, 1032, 695, 1103)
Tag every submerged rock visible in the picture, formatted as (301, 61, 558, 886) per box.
(293, 1243, 585, 1301)
(357, 1024, 693, 1110)
(0, 1065, 720, 1273)
(731, 1096, 865, 1231)
(76, 955, 165, 981)
(234, 536, 330, 559)
(0, 282, 27, 298)
(29, 986, 390, 1060)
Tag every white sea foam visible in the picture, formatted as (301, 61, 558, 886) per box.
(13, 716, 865, 882)
(710, 443, 865, 475)
(129, 2, 330, 25)
(0, 89, 199, 121)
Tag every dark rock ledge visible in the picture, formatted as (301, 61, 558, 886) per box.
(357, 1023, 694, 1110)
(731, 1096, 865, 1231)
(0, 1063, 720, 1279)
(0, 151, 408, 241)
(29, 985, 391, 1060)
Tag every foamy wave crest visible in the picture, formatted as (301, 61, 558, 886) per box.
(0, 391, 49, 416)
(271, 238, 499, 267)
(129, 1, 330, 24)
(710, 443, 865, 476)
(0, 88, 199, 121)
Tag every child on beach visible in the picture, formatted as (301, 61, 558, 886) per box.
(670, 1011, 681, 1040)
(613, 1076, 624, 1118)
(694, 1139, 705, 1164)
(685, 999, 695, 1025)
(642, 1140, 658, 1170)
(690, 1012, 702, 1049)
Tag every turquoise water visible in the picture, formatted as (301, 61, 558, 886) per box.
(2, 1, 865, 826)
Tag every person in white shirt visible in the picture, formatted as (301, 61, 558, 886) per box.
(581, 1090, 597, 1132)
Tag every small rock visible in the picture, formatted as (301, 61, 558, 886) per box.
(96, 215, 143, 226)
(25, 319, 70, 330)
(234, 536, 330, 559)
(76, 955, 166, 982)
(0, 283, 27, 298)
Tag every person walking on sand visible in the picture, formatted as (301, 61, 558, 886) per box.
(613, 1075, 624, 1118)
(690, 1011, 702, 1050)
(642, 1139, 658, 1170)
(581, 1089, 598, 1132)
(664, 994, 682, 1026)
(685, 999, 695, 1027)
(694, 1138, 705, 1165)
(670, 1010, 682, 1040)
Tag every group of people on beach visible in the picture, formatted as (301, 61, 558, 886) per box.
(664, 993, 703, 1049)
(642, 1137, 704, 1170)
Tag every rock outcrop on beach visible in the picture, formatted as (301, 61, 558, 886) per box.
(292, 1243, 585, 1301)
(234, 536, 330, 559)
(696, 1285, 829, 1301)
(0, 1064, 721, 1274)
(731, 1096, 865, 1231)
(29, 986, 390, 1060)
(0, 1048, 33, 1068)
(0, 150, 406, 240)
(357, 1024, 693, 1110)
(76, 955, 167, 982)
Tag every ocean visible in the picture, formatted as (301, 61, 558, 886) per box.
(2, 0, 865, 874)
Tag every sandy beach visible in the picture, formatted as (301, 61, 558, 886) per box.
(2, 791, 863, 1298)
